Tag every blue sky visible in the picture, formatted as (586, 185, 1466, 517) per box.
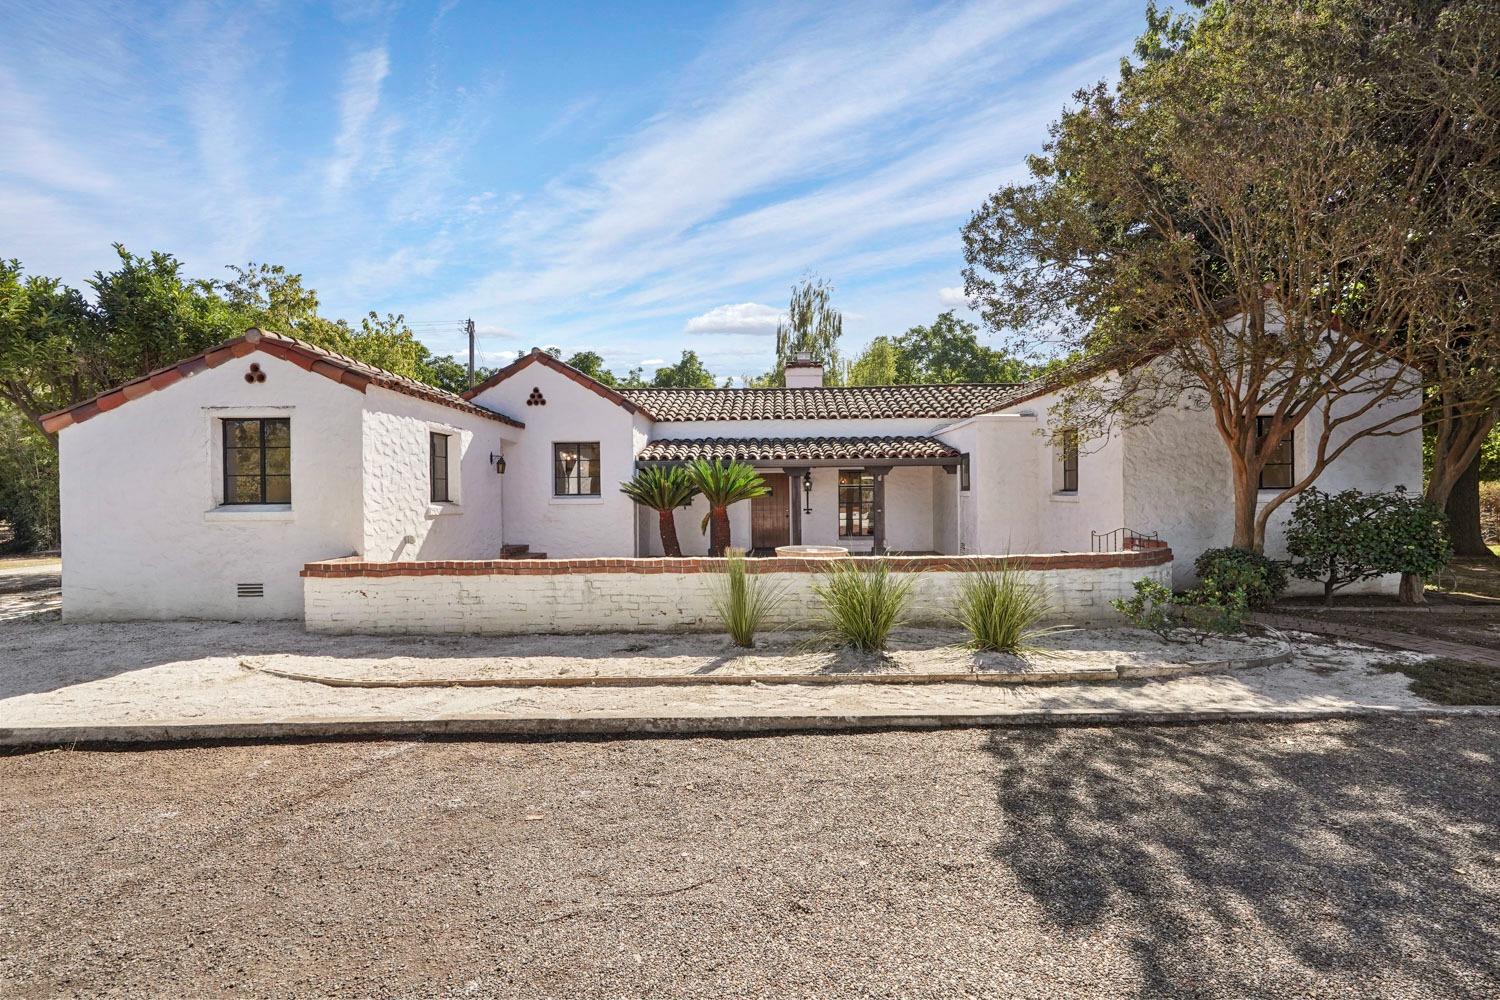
(0, 0, 1145, 378)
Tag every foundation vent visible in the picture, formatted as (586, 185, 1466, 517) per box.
(236, 582, 265, 598)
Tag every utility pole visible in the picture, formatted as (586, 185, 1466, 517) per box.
(466, 318, 476, 389)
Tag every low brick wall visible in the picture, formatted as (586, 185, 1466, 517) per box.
(302, 549, 1172, 635)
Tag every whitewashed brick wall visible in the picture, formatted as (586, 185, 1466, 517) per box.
(303, 558, 1172, 635)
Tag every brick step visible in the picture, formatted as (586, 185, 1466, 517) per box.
(498, 544, 547, 560)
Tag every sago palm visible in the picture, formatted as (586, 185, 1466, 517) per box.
(684, 459, 768, 556)
(619, 465, 699, 557)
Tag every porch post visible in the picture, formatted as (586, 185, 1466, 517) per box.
(783, 467, 804, 546)
(868, 465, 891, 555)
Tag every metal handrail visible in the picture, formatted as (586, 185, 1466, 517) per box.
(1090, 527, 1159, 553)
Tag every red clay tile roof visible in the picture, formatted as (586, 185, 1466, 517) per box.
(462, 348, 654, 416)
(620, 384, 1021, 421)
(40, 328, 524, 434)
(637, 435, 962, 464)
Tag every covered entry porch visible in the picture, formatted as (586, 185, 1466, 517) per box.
(635, 436, 965, 556)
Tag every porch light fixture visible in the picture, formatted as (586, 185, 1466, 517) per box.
(490, 451, 506, 474)
(802, 470, 813, 514)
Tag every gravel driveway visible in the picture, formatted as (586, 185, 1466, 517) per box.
(2, 718, 1496, 999)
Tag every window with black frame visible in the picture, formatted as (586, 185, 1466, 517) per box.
(222, 418, 290, 504)
(1060, 429, 1079, 493)
(1257, 416, 1294, 489)
(553, 442, 601, 496)
(430, 432, 450, 502)
(838, 470, 874, 537)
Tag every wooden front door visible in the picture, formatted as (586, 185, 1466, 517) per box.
(751, 473, 791, 550)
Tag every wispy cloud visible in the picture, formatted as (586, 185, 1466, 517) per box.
(0, 0, 1143, 376)
(327, 46, 391, 192)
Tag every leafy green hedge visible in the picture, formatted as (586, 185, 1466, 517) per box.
(1193, 547, 1287, 610)
(1286, 487, 1450, 605)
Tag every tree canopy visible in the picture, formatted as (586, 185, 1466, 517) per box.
(846, 311, 1030, 386)
(961, 0, 1499, 559)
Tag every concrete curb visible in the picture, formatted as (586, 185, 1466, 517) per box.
(239, 642, 1293, 690)
(5, 704, 1497, 748)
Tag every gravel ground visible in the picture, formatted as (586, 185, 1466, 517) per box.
(1, 718, 1496, 999)
(243, 626, 1282, 685)
(0, 617, 1437, 734)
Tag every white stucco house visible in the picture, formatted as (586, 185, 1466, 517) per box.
(42, 327, 1421, 620)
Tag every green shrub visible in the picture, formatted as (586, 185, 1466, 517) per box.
(1480, 479, 1500, 545)
(1112, 578, 1249, 644)
(1193, 547, 1287, 610)
(709, 548, 785, 648)
(810, 560, 914, 652)
(1285, 487, 1451, 605)
(950, 567, 1063, 653)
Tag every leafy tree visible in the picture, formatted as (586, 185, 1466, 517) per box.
(0, 260, 93, 443)
(962, 0, 1496, 575)
(565, 350, 618, 387)
(1285, 487, 1452, 606)
(891, 311, 1029, 384)
(650, 350, 716, 388)
(619, 465, 699, 557)
(846, 336, 899, 386)
(617, 366, 651, 389)
(684, 459, 768, 556)
(0, 403, 59, 551)
(772, 276, 843, 386)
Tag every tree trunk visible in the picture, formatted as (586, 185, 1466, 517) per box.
(1323, 578, 1336, 608)
(1445, 450, 1496, 559)
(657, 508, 682, 558)
(1398, 572, 1427, 605)
(1230, 465, 1261, 551)
(708, 506, 731, 556)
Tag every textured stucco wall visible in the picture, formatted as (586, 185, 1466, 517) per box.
(469, 363, 641, 557)
(1122, 379, 1423, 591)
(940, 413, 1047, 555)
(1025, 389, 1126, 553)
(58, 353, 365, 620)
(305, 558, 1172, 634)
(359, 385, 515, 561)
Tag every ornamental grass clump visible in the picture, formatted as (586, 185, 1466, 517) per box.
(710, 548, 785, 648)
(950, 566, 1064, 654)
(810, 560, 914, 652)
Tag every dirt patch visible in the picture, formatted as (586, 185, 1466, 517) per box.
(1276, 609, 1500, 652)
(1380, 657, 1500, 705)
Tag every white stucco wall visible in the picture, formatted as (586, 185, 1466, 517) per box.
(1025, 390, 1126, 554)
(938, 413, 1047, 556)
(359, 385, 516, 561)
(469, 363, 641, 557)
(305, 556, 1173, 634)
(58, 353, 365, 619)
(1122, 381, 1423, 590)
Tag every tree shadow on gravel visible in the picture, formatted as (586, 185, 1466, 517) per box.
(984, 719, 1500, 998)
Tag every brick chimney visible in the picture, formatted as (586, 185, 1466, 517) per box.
(784, 351, 824, 388)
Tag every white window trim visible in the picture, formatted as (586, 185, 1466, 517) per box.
(552, 440, 603, 499)
(204, 505, 295, 523)
(426, 420, 465, 506)
(204, 406, 295, 517)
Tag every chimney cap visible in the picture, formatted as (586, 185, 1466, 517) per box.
(786, 352, 822, 368)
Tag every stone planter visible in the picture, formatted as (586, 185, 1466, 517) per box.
(774, 545, 850, 558)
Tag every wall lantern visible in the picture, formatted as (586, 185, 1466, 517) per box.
(802, 470, 813, 514)
(490, 451, 506, 475)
